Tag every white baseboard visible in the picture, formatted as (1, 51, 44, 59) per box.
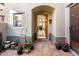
(70, 49, 79, 56)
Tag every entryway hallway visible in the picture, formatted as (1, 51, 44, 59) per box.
(0, 39, 72, 56)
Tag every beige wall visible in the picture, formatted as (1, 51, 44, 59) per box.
(5, 3, 66, 40)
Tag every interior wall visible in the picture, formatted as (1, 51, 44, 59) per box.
(52, 10, 56, 37)
(5, 4, 32, 37)
(4, 3, 66, 42)
(55, 4, 65, 37)
(65, 3, 71, 44)
(0, 23, 7, 41)
(48, 13, 53, 33)
(0, 4, 7, 41)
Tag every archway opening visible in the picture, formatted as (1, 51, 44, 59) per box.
(32, 5, 54, 41)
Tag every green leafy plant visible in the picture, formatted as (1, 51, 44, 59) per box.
(24, 44, 32, 49)
(21, 33, 34, 50)
(55, 43, 62, 50)
(62, 43, 70, 52)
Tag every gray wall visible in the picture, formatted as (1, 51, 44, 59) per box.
(0, 23, 7, 41)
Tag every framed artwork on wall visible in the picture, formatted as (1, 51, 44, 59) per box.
(49, 19, 52, 24)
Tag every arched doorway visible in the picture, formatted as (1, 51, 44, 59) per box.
(32, 5, 54, 41)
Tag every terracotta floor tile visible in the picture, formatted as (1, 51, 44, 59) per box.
(0, 39, 73, 56)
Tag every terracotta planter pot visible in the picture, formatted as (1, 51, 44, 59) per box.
(23, 49, 31, 53)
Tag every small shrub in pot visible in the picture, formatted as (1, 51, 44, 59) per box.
(55, 42, 62, 50)
(17, 46, 23, 55)
(62, 43, 70, 52)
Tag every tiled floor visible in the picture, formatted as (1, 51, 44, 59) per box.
(0, 39, 73, 56)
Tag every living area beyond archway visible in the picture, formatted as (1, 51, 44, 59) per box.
(37, 15, 48, 39)
(32, 5, 54, 41)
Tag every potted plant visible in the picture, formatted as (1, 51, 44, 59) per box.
(23, 34, 34, 53)
(23, 45, 31, 53)
(17, 45, 23, 55)
(21, 30, 34, 53)
(62, 43, 70, 52)
(55, 42, 62, 50)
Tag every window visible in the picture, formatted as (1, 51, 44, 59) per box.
(13, 13, 23, 27)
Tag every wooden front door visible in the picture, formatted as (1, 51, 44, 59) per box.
(45, 15, 48, 39)
(70, 4, 79, 53)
